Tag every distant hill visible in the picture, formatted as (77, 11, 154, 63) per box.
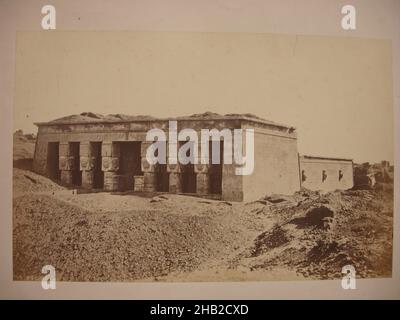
(13, 130, 36, 169)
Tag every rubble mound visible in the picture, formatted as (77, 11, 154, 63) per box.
(188, 111, 221, 118)
(13, 168, 65, 194)
(251, 226, 290, 256)
(290, 206, 334, 229)
(49, 112, 156, 124)
(12, 165, 393, 281)
(242, 188, 393, 279)
(13, 194, 241, 281)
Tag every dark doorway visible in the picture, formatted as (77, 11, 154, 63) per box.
(181, 163, 196, 193)
(91, 142, 104, 189)
(156, 164, 169, 192)
(69, 142, 82, 186)
(119, 141, 142, 191)
(209, 140, 223, 194)
(47, 142, 60, 180)
(179, 141, 197, 193)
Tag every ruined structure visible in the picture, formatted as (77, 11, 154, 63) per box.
(33, 112, 354, 201)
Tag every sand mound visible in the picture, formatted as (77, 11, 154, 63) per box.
(13, 194, 242, 281)
(13, 168, 65, 194)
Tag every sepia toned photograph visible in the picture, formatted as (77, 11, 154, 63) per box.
(2, 0, 400, 304)
(12, 30, 394, 283)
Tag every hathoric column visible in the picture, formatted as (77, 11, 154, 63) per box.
(167, 163, 182, 193)
(195, 163, 210, 195)
(195, 140, 210, 195)
(141, 141, 157, 192)
(79, 142, 96, 189)
(102, 142, 120, 191)
(166, 139, 182, 193)
(59, 142, 74, 185)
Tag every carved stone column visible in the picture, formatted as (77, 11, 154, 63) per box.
(102, 142, 120, 191)
(167, 163, 182, 193)
(59, 142, 74, 185)
(141, 142, 157, 192)
(80, 142, 96, 189)
(195, 164, 210, 195)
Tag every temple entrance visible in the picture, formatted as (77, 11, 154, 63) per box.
(69, 142, 82, 186)
(118, 141, 142, 191)
(181, 163, 196, 193)
(47, 142, 60, 180)
(179, 141, 197, 194)
(156, 164, 169, 192)
(91, 142, 103, 189)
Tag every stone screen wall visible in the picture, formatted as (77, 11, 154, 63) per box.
(299, 156, 354, 192)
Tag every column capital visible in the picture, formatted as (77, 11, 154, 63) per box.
(59, 156, 75, 170)
(102, 156, 120, 172)
(141, 158, 156, 172)
(167, 163, 181, 173)
(80, 156, 96, 171)
(194, 164, 210, 173)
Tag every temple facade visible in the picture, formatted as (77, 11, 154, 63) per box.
(32, 112, 353, 201)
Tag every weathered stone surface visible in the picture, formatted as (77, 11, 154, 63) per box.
(80, 156, 96, 171)
(101, 156, 120, 172)
(60, 170, 73, 185)
(82, 170, 94, 188)
(169, 172, 182, 193)
(59, 142, 70, 157)
(167, 163, 181, 173)
(101, 142, 120, 157)
(59, 156, 75, 170)
(79, 142, 92, 157)
(141, 158, 156, 173)
(103, 171, 121, 191)
(299, 156, 353, 192)
(143, 172, 157, 192)
(194, 164, 209, 173)
(134, 175, 144, 192)
(196, 173, 210, 195)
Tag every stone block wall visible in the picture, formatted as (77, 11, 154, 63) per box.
(241, 124, 300, 202)
(299, 156, 354, 192)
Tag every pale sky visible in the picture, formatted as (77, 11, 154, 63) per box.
(14, 31, 393, 163)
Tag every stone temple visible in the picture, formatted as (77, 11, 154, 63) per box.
(32, 112, 354, 202)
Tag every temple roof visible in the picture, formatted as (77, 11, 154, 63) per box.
(300, 155, 353, 162)
(35, 111, 294, 130)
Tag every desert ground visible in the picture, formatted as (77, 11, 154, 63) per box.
(13, 131, 393, 282)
